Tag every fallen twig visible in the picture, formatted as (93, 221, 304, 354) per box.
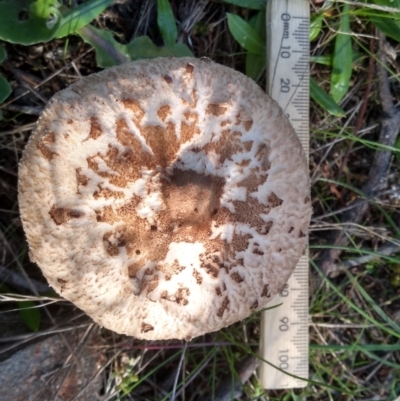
(318, 31, 400, 277)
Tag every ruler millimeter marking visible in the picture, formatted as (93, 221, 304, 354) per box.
(259, 0, 310, 390)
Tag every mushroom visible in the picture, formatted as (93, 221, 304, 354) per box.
(18, 57, 311, 340)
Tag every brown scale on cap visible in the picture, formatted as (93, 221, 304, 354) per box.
(141, 322, 154, 333)
(122, 99, 146, 124)
(192, 269, 202, 285)
(96, 206, 119, 224)
(83, 117, 103, 141)
(261, 284, 271, 298)
(49, 205, 83, 225)
(235, 109, 254, 131)
(207, 103, 228, 117)
(231, 272, 244, 283)
(160, 287, 190, 305)
(217, 296, 230, 318)
(38, 132, 57, 160)
(157, 105, 171, 122)
(203, 130, 243, 165)
(93, 185, 124, 200)
(156, 260, 185, 281)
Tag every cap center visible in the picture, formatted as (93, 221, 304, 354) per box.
(162, 169, 225, 231)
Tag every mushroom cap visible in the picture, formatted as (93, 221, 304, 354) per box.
(19, 57, 311, 340)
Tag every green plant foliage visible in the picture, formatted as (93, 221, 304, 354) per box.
(0, 45, 7, 64)
(79, 25, 193, 69)
(310, 14, 324, 41)
(245, 11, 266, 80)
(220, 0, 267, 11)
(55, 0, 114, 39)
(226, 13, 264, 54)
(311, 51, 365, 66)
(310, 77, 346, 117)
(157, 0, 178, 47)
(78, 25, 128, 68)
(362, 0, 400, 42)
(0, 283, 41, 332)
(18, 300, 41, 332)
(371, 0, 400, 7)
(330, 3, 352, 104)
(0, 75, 12, 104)
(127, 36, 193, 60)
(0, 0, 61, 44)
(395, 135, 400, 161)
(29, 0, 59, 19)
(79, 0, 192, 68)
(0, 45, 11, 106)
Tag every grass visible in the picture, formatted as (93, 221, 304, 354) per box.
(1, 0, 400, 400)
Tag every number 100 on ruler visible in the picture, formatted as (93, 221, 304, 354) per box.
(259, 0, 310, 390)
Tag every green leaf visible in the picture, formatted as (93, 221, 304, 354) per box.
(310, 14, 323, 41)
(220, 0, 267, 10)
(311, 77, 346, 117)
(330, 3, 352, 104)
(245, 53, 265, 80)
(0, 0, 61, 44)
(157, 0, 178, 47)
(245, 10, 265, 79)
(18, 301, 41, 332)
(126, 36, 193, 60)
(0, 74, 12, 103)
(249, 10, 266, 42)
(78, 25, 128, 68)
(55, 0, 114, 38)
(227, 13, 265, 54)
(368, 15, 400, 42)
(0, 45, 7, 64)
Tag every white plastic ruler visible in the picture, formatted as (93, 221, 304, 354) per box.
(259, 0, 310, 389)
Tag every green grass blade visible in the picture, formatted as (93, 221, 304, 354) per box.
(311, 51, 365, 66)
(55, 0, 114, 38)
(330, 3, 352, 103)
(310, 77, 346, 117)
(312, 260, 400, 339)
(371, 0, 400, 8)
(344, 270, 400, 334)
(311, 343, 400, 352)
(220, 0, 267, 10)
(227, 13, 265, 54)
(157, 0, 178, 47)
(18, 300, 40, 332)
